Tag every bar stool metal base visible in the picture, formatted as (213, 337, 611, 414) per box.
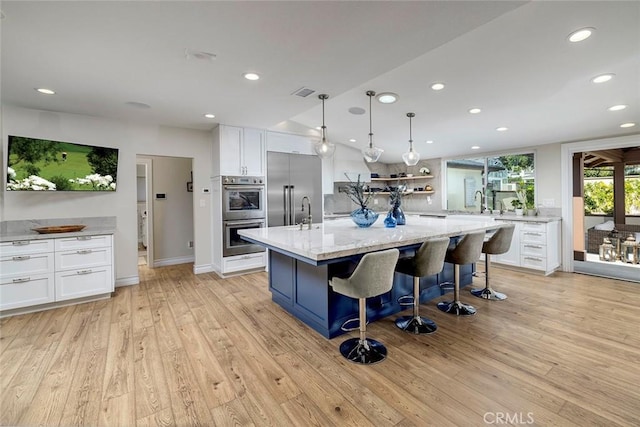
(437, 300, 477, 316)
(470, 287, 507, 300)
(395, 316, 437, 334)
(339, 338, 387, 364)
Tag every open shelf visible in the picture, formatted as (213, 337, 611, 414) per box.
(371, 175, 433, 181)
(374, 191, 435, 195)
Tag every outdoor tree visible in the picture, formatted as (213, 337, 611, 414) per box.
(87, 147, 118, 180)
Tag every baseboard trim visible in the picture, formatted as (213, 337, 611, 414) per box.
(154, 256, 195, 267)
(116, 276, 139, 287)
(194, 264, 215, 275)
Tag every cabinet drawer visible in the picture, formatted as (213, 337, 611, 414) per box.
(0, 239, 54, 257)
(521, 243, 546, 258)
(55, 247, 112, 271)
(55, 266, 113, 302)
(521, 255, 547, 271)
(521, 230, 546, 245)
(0, 274, 55, 310)
(521, 222, 546, 232)
(54, 235, 112, 251)
(223, 253, 266, 274)
(0, 253, 54, 279)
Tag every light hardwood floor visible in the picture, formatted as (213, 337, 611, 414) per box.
(1, 264, 639, 426)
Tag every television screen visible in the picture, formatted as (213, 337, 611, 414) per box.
(6, 135, 119, 191)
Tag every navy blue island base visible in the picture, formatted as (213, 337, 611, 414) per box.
(267, 241, 473, 339)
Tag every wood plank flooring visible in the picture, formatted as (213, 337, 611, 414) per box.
(1, 264, 639, 426)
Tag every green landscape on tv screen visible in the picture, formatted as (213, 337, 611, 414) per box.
(6, 135, 119, 191)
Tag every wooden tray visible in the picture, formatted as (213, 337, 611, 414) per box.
(32, 225, 86, 234)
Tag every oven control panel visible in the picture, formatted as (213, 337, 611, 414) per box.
(222, 176, 264, 185)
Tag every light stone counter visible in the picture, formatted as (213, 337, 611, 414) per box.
(0, 217, 116, 242)
(240, 215, 500, 263)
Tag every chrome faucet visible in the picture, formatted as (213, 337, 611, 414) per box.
(475, 190, 486, 214)
(301, 196, 312, 229)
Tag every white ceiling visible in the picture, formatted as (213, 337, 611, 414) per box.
(2, 1, 639, 163)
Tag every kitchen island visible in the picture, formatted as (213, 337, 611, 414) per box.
(239, 215, 500, 338)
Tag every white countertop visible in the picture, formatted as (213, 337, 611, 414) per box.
(239, 215, 501, 262)
(325, 211, 560, 223)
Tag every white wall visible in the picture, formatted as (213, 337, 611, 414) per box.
(535, 142, 562, 209)
(1, 106, 212, 284)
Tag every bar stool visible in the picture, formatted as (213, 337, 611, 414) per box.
(437, 231, 485, 316)
(394, 237, 450, 334)
(471, 224, 515, 300)
(329, 248, 400, 364)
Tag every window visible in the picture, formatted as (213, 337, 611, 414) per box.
(445, 153, 536, 212)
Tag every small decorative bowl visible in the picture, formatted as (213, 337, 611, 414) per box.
(406, 173, 414, 177)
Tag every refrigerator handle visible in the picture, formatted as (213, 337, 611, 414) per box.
(283, 185, 290, 226)
(289, 185, 295, 225)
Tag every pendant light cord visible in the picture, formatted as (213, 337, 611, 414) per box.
(367, 91, 375, 148)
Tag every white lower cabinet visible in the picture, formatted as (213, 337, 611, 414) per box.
(0, 234, 114, 312)
(493, 219, 561, 275)
(222, 252, 266, 274)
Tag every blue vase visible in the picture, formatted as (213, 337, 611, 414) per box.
(392, 204, 406, 225)
(350, 208, 379, 228)
(384, 211, 397, 228)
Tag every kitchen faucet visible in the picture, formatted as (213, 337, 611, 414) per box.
(474, 190, 486, 214)
(301, 196, 312, 229)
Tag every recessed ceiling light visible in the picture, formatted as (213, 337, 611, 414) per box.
(568, 27, 595, 43)
(620, 122, 636, 128)
(471, 146, 480, 150)
(376, 92, 398, 104)
(425, 140, 434, 144)
(591, 73, 614, 84)
(349, 138, 356, 143)
(431, 83, 445, 91)
(469, 108, 482, 114)
(315, 126, 322, 130)
(608, 105, 627, 111)
(243, 72, 260, 81)
(35, 88, 55, 95)
(125, 101, 151, 109)
(496, 127, 508, 132)
(204, 113, 216, 119)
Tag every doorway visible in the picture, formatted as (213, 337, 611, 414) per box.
(136, 158, 153, 268)
(561, 134, 640, 282)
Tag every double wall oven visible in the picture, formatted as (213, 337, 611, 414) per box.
(221, 175, 266, 256)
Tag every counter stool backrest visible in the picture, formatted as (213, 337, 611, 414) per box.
(407, 237, 450, 277)
(445, 231, 485, 265)
(330, 248, 400, 299)
(483, 224, 515, 255)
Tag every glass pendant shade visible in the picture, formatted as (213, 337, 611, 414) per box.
(362, 90, 384, 163)
(402, 112, 420, 166)
(313, 94, 336, 159)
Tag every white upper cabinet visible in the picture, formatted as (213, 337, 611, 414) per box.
(266, 131, 315, 155)
(213, 125, 265, 176)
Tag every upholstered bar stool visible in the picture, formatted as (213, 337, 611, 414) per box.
(394, 237, 450, 334)
(437, 231, 485, 316)
(471, 224, 515, 300)
(329, 248, 400, 364)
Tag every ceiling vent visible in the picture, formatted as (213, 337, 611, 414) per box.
(185, 49, 217, 61)
(292, 87, 315, 98)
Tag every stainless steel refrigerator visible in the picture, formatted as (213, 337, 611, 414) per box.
(267, 152, 322, 227)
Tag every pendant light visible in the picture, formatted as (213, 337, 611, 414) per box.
(402, 112, 420, 166)
(313, 94, 336, 159)
(362, 90, 384, 163)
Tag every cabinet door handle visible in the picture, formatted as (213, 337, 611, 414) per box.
(12, 277, 31, 283)
(76, 250, 93, 255)
(12, 255, 31, 261)
(77, 236, 92, 241)
(12, 241, 30, 246)
(77, 270, 93, 275)
(524, 232, 542, 236)
(524, 256, 542, 262)
(524, 245, 542, 249)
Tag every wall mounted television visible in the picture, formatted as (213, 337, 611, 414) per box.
(6, 135, 119, 191)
